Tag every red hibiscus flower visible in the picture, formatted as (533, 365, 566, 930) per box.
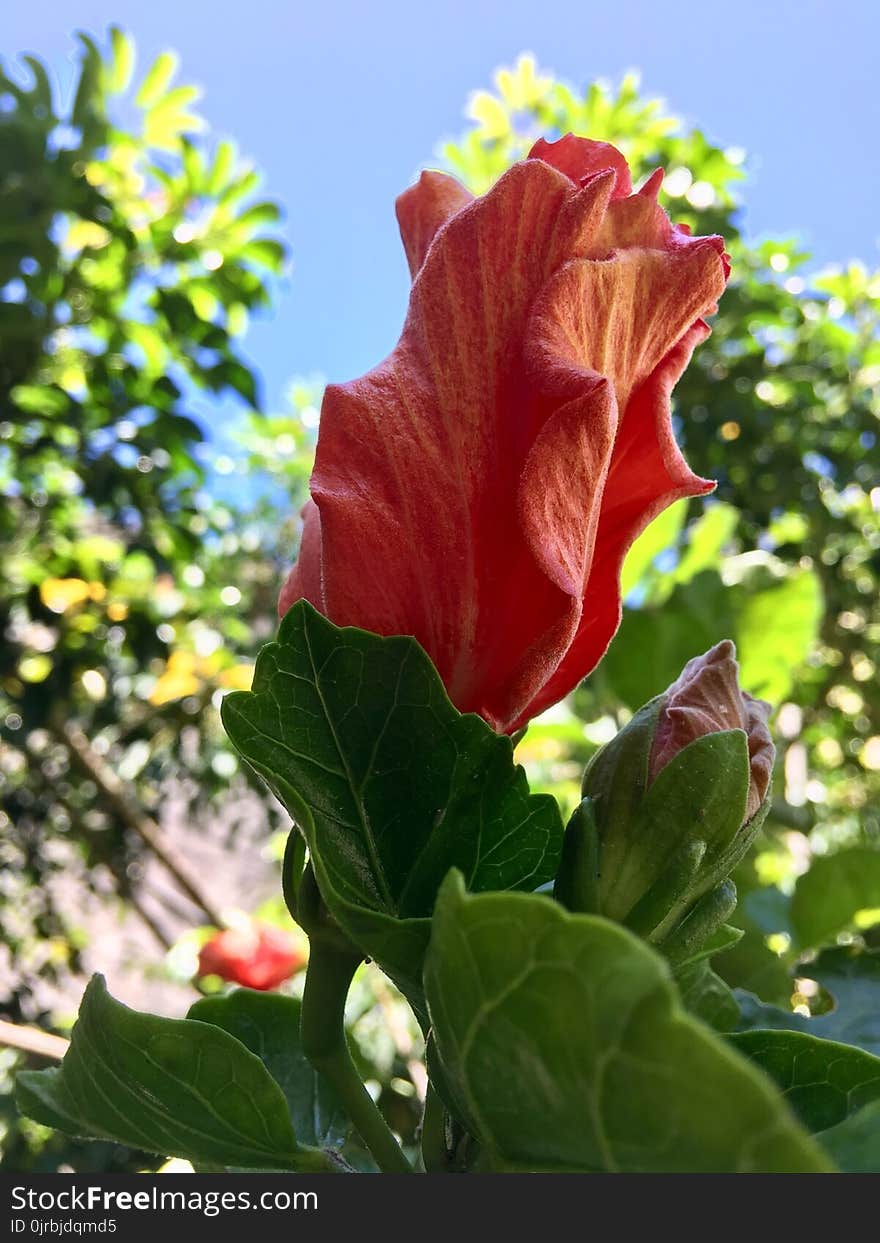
(280, 134, 729, 733)
(197, 921, 306, 991)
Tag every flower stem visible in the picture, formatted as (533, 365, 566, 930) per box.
(300, 942, 413, 1173)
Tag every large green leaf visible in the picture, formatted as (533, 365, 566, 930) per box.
(222, 602, 563, 1005)
(736, 947, 880, 1056)
(16, 976, 331, 1171)
(791, 848, 880, 949)
(424, 874, 830, 1172)
(729, 1030, 880, 1132)
(818, 1101, 880, 1173)
(188, 989, 349, 1150)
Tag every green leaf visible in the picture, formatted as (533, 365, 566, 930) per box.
(729, 1029, 880, 1132)
(603, 572, 731, 709)
(791, 848, 880, 949)
(207, 141, 236, 194)
(11, 384, 69, 416)
(424, 874, 830, 1172)
(146, 85, 200, 118)
(106, 27, 135, 95)
(135, 50, 178, 109)
(619, 499, 686, 598)
(181, 137, 205, 189)
(22, 56, 54, 114)
(72, 33, 103, 132)
(817, 1100, 880, 1173)
(143, 86, 204, 149)
(16, 975, 317, 1170)
(605, 560, 822, 712)
(188, 989, 349, 1150)
(736, 947, 880, 1056)
(222, 602, 563, 1008)
(126, 321, 169, 374)
(734, 566, 823, 702)
(238, 238, 286, 271)
(232, 201, 283, 233)
(673, 503, 738, 586)
(218, 170, 260, 209)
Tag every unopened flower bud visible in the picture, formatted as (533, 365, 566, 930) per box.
(555, 641, 774, 954)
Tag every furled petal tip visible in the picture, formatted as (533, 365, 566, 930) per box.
(395, 170, 475, 279)
(649, 640, 774, 821)
(528, 134, 633, 198)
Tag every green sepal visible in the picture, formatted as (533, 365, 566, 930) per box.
(595, 728, 750, 922)
(673, 921, 745, 967)
(576, 702, 763, 967)
(675, 960, 741, 1031)
(623, 838, 707, 937)
(553, 797, 601, 914)
(659, 880, 739, 966)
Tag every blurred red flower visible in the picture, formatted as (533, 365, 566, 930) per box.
(281, 135, 729, 733)
(197, 921, 306, 991)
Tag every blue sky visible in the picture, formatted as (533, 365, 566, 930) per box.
(5, 0, 878, 416)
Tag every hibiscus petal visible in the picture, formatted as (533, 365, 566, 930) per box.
(395, 170, 474, 280)
(529, 134, 632, 198)
(650, 639, 748, 778)
(511, 321, 716, 728)
(494, 245, 722, 730)
(518, 376, 617, 599)
(306, 159, 613, 715)
(595, 194, 731, 281)
(743, 693, 774, 819)
(278, 499, 324, 616)
(474, 377, 617, 731)
(526, 243, 728, 414)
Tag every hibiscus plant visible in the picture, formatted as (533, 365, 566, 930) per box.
(15, 124, 880, 1176)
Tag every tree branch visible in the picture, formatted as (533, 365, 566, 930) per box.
(0, 1019, 68, 1061)
(54, 720, 225, 928)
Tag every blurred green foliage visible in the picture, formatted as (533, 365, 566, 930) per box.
(0, 27, 312, 1015)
